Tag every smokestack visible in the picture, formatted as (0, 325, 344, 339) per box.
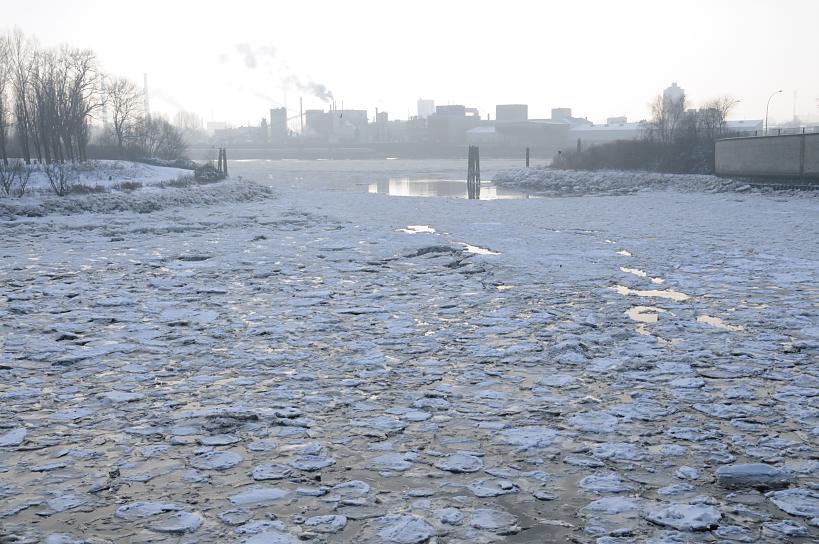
(143, 73, 150, 118)
(299, 96, 304, 135)
(101, 79, 109, 129)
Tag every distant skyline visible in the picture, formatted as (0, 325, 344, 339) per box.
(4, 0, 819, 126)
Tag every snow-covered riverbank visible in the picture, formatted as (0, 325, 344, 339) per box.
(0, 179, 273, 217)
(13, 160, 192, 192)
(0, 175, 817, 543)
(493, 167, 808, 196)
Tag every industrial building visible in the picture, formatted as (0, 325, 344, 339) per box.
(568, 119, 646, 147)
(417, 99, 435, 119)
(206, 88, 764, 158)
(427, 105, 481, 145)
(269, 108, 288, 143)
(495, 104, 528, 122)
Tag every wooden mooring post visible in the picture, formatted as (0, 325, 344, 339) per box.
(467, 145, 481, 199)
(216, 148, 229, 177)
(525, 147, 530, 168)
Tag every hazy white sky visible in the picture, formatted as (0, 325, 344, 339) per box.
(5, 0, 819, 125)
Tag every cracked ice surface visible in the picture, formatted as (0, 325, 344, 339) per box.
(0, 175, 818, 542)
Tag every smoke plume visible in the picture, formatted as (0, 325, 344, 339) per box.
(229, 44, 334, 104)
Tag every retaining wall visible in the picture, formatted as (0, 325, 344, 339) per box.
(715, 133, 819, 180)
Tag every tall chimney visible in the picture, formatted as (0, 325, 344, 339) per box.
(299, 96, 304, 135)
(143, 73, 150, 118)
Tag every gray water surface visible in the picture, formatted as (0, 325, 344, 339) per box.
(228, 158, 533, 198)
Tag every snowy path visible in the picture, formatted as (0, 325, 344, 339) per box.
(0, 183, 817, 543)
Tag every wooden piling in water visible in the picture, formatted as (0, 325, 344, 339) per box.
(222, 148, 228, 176)
(467, 146, 473, 199)
(525, 147, 530, 168)
(466, 145, 481, 199)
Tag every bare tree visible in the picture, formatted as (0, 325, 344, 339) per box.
(14, 160, 30, 196)
(648, 91, 687, 144)
(9, 29, 34, 164)
(107, 77, 142, 156)
(173, 110, 203, 132)
(131, 116, 187, 160)
(30, 48, 61, 163)
(174, 109, 206, 144)
(3, 30, 186, 167)
(0, 160, 30, 197)
(699, 96, 739, 140)
(0, 161, 16, 195)
(0, 35, 11, 165)
(160, 118, 187, 159)
(61, 47, 104, 161)
(44, 162, 76, 195)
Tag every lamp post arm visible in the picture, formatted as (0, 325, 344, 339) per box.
(765, 90, 782, 136)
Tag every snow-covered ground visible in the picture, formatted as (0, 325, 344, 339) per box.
(9, 159, 191, 194)
(494, 166, 809, 196)
(0, 164, 817, 543)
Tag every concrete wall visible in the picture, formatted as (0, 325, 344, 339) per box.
(715, 133, 819, 179)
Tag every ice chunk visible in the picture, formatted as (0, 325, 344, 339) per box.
(766, 488, 819, 517)
(468, 478, 518, 497)
(288, 455, 335, 471)
(0, 428, 26, 447)
(435, 453, 484, 473)
(592, 442, 649, 461)
(716, 463, 794, 490)
(376, 514, 435, 543)
(495, 426, 558, 448)
(115, 501, 180, 521)
(190, 450, 242, 470)
(569, 411, 619, 433)
(372, 453, 415, 471)
(579, 473, 633, 494)
(644, 503, 721, 531)
(229, 487, 289, 506)
(470, 508, 519, 534)
(149, 511, 203, 534)
(582, 497, 641, 515)
(251, 463, 293, 480)
(304, 514, 347, 533)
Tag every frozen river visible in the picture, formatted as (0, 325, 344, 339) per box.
(230, 158, 533, 199)
(0, 162, 818, 543)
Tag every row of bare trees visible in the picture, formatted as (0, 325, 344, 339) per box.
(0, 29, 187, 166)
(0, 30, 103, 164)
(644, 91, 738, 172)
(647, 93, 738, 145)
(103, 77, 187, 160)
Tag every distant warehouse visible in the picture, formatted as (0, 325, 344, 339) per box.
(569, 119, 647, 147)
(569, 118, 763, 148)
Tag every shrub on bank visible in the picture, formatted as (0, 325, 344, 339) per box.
(553, 138, 716, 174)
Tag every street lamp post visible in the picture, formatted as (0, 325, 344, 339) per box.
(765, 90, 782, 135)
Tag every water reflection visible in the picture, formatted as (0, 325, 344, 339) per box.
(367, 178, 532, 200)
